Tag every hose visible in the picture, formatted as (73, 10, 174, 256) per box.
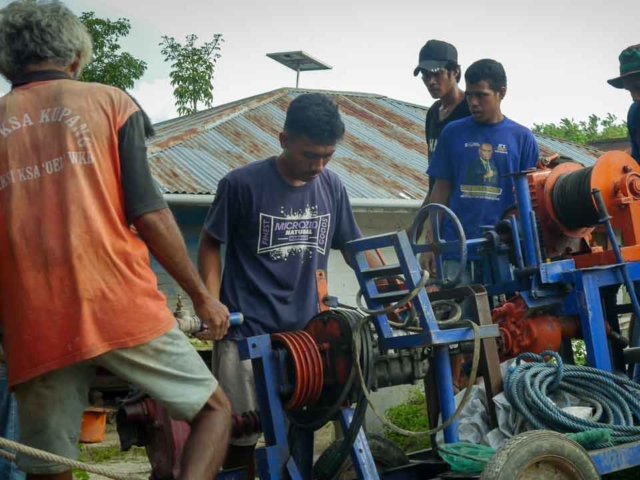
(505, 351, 640, 446)
(355, 271, 430, 318)
(355, 270, 462, 331)
(311, 268, 479, 475)
(350, 265, 482, 438)
(352, 315, 481, 438)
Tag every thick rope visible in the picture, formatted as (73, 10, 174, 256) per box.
(0, 437, 146, 480)
(505, 351, 640, 447)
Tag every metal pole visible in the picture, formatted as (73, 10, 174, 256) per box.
(296, 65, 300, 88)
(434, 346, 459, 443)
(514, 172, 538, 267)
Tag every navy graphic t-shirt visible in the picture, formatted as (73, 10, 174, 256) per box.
(426, 116, 539, 255)
(204, 157, 362, 339)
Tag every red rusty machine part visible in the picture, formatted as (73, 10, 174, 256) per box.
(525, 151, 640, 267)
(491, 295, 580, 361)
(490, 295, 628, 361)
(271, 331, 325, 409)
(117, 397, 262, 480)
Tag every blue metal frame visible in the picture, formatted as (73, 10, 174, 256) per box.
(345, 230, 507, 445)
(228, 163, 640, 478)
(238, 335, 387, 479)
(590, 441, 640, 474)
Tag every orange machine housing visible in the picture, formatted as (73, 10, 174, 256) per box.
(526, 151, 640, 268)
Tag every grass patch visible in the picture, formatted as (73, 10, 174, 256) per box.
(78, 444, 146, 464)
(189, 337, 213, 351)
(73, 444, 147, 479)
(383, 387, 431, 453)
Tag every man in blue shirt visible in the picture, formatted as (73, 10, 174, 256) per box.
(608, 44, 640, 164)
(424, 59, 539, 282)
(198, 93, 373, 476)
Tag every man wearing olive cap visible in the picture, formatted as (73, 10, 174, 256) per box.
(608, 44, 640, 164)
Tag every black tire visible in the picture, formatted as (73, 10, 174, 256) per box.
(314, 434, 409, 480)
(481, 430, 600, 480)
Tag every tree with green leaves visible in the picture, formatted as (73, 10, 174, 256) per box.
(532, 113, 628, 145)
(160, 34, 224, 116)
(79, 12, 147, 90)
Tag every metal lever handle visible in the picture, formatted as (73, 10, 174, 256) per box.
(177, 312, 244, 334)
(228, 312, 244, 326)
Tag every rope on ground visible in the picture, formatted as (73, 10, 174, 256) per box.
(0, 437, 147, 480)
(505, 351, 640, 447)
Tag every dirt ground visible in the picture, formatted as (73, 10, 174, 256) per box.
(80, 421, 335, 480)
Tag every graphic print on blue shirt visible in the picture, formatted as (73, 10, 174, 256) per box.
(258, 207, 331, 258)
(426, 117, 539, 252)
(204, 157, 362, 339)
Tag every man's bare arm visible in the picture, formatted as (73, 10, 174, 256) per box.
(133, 208, 229, 338)
(197, 231, 223, 301)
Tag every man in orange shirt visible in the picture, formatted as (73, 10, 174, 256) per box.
(0, 3, 231, 479)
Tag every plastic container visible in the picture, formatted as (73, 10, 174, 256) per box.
(79, 407, 110, 443)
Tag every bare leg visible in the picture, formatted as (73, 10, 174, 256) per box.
(180, 388, 232, 480)
(224, 444, 256, 478)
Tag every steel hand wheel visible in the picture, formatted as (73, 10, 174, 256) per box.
(408, 203, 467, 289)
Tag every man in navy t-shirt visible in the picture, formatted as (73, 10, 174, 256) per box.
(198, 93, 367, 476)
(424, 59, 539, 282)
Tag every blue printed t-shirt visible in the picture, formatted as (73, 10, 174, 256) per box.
(204, 157, 362, 340)
(426, 116, 539, 254)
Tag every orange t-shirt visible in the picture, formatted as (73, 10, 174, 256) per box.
(0, 76, 175, 386)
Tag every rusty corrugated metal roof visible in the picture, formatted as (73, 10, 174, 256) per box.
(535, 135, 604, 167)
(147, 88, 603, 200)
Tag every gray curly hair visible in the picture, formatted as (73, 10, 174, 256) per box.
(0, 1, 93, 81)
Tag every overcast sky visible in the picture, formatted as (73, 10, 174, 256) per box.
(1, 0, 637, 129)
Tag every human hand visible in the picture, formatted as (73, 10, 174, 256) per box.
(419, 251, 438, 278)
(192, 295, 230, 341)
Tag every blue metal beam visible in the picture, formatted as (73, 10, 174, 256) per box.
(590, 441, 640, 474)
(340, 409, 380, 480)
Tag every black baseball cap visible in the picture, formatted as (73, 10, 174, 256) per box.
(413, 40, 458, 77)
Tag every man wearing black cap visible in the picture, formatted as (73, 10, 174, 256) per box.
(609, 44, 640, 164)
(414, 40, 470, 199)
